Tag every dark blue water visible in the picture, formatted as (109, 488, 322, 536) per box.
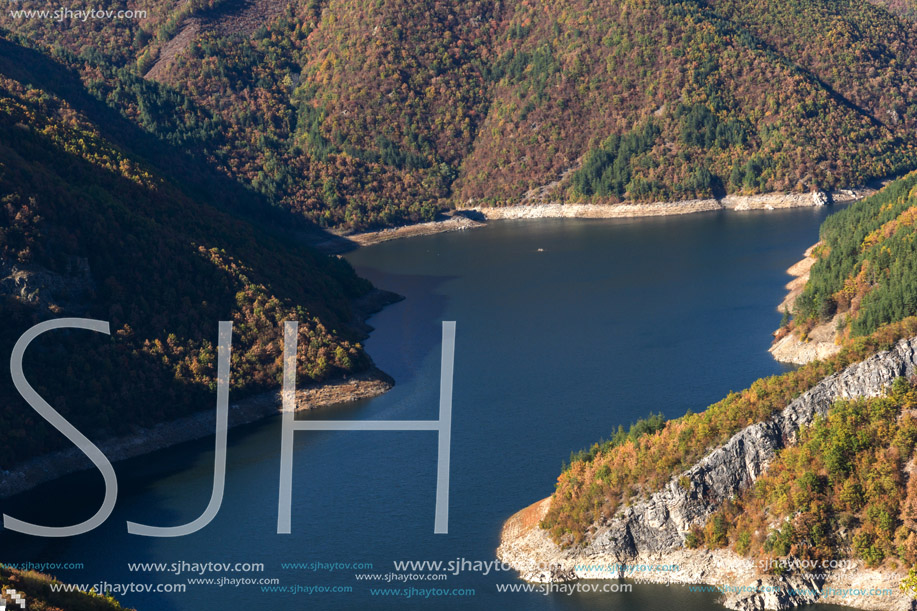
(0, 209, 859, 610)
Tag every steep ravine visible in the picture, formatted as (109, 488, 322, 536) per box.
(498, 337, 917, 611)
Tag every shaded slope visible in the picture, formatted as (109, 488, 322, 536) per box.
(0, 52, 373, 468)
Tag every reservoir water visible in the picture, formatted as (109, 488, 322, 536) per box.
(0, 208, 858, 610)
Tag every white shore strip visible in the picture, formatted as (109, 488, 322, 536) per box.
(469, 187, 874, 220)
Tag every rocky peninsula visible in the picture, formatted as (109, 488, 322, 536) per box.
(498, 337, 917, 611)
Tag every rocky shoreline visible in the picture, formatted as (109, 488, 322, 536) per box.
(497, 337, 917, 610)
(470, 198, 722, 219)
(0, 367, 394, 498)
(501, 499, 908, 611)
(769, 244, 842, 365)
(0, 289, 402, 498)
(310, 213, 486, 254)
(343, 213, 485, 247)
(469, 187, 873, 220)
(319, 186, 876, 250)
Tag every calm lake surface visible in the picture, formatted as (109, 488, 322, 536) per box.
(1, 208, 858, 610)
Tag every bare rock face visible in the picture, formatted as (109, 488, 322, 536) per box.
(769, 325, 841, 365)
(499, 337, 917, 610)
(0, 257, 94, 314)
(768, 243, 842, 366)
(812, 191, 830, 206)
(585, 337, 917, 560)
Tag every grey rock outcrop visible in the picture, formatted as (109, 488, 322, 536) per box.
(499, 337, 917, 610)
(584, 337, 917, 560)
(0, 257, 94, 314)
(812, 191, 830, 206)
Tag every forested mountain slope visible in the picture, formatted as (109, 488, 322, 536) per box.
(541, 173, 917, 544)
(500, 173, 917, 608)
(0, 41, 374, 468)
(3, 0, 917, 230)
(868, 0, 917, 22)
(793, 171, 917, 338)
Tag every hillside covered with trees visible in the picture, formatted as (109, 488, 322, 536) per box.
(3, 0, 917, 230)
(0, 41, 375, 468)
(537, 171, 917, 589)
(793, 171, 917, 338)
(542, 315, 917, 545)
(868, 0, 917, 22)
(696, 378, 917, 572)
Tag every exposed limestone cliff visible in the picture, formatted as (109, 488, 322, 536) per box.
(498, 337, 917, 610)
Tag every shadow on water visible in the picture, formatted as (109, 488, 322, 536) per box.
(346, 268, 454, 389)
(0, 263, 454, 610)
